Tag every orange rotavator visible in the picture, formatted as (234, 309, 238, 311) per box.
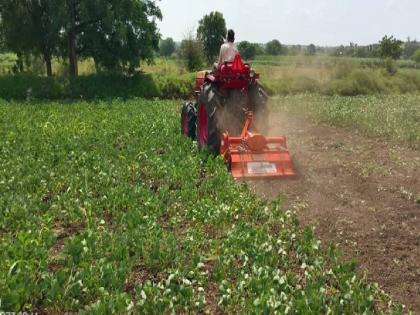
(181, 54, 296, 180)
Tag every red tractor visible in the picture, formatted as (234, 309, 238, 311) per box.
(181, 54, 295, 179)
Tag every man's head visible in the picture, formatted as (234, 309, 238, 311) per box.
(227, 29, 235, 43)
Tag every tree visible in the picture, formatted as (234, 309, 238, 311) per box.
(179, 33, 204, 72)
(288, 45, 302, 56)
(412, 49, 420, 64)
(0, 0, 162, 76)
(0, 17, 5, 52)
(266, 40, 282, 55)
(0, 0, 65, 76)
(403, 38, 420, 59)
(237, 41, 257, 60)
(306, 44, 316, 56)
(254, 44, 265, 56)
(63, 0, 162, 75)
(379, 35, 403, 60)
(160, 38, 176, 57)
(197, 11, 227, 64)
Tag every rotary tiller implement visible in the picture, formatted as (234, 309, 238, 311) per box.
(220, 112, 296, 179)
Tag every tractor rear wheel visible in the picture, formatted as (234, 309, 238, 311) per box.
(249, 82, 269, 132)
(181, 101, 196, 139)
(223, 89, 248, 135)
(197, 83, 221, 155)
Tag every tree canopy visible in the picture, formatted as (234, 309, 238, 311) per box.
(306, 44, 316, 56)
(197, 11, 227, 64)
(179, 33, 204, 72)
(0, 0, 65, 76)
(237, 41, 257, 60)
(64, 0, 162, 75)
(160, 38, 176, 57)
(0, 0, 162, 76)
(379, 35, 403, 60)
(266, 40, 282, 55)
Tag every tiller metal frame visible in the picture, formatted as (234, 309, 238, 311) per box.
(220, 112, 296, 180)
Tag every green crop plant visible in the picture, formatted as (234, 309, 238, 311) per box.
(0, 98, 404, 313)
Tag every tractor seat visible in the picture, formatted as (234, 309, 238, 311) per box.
(219, 54, 250, 76)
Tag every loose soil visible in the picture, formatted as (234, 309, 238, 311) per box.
(250, 111, 420, 313)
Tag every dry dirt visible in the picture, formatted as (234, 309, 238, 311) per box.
(250, 111, 420, 313)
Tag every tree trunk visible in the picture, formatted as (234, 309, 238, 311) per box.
(46, 58, 52, 77)
(43, 52, 53, 77)
(68, 29, 78, 76)
(94, 58, 101, 74)
(16, 52, 24, 73)
(68, 0, 78, 76)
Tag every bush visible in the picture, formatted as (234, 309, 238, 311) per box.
(306, 44, 316, 56)
(265, 40, 282, 55)
(333, 60, 354, 79)
(396, 70, 420, 92)
(379, 35, 403, 60)
(384, 58, 398, 75)
(159, 38, 176, 57)
(326, 70, 385, 96)
(154, 73, 195, 99)
(237, 41, 257, 60)
(179, 34, 204, 72)
(412, 49, 420, 64)
(0, 73, 195, 100)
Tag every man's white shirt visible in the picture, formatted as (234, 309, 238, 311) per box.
(218, 42, 238, 66)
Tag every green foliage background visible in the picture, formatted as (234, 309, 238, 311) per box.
(159, 38, 176, 57)
(0, 73, 194, 100)
(266, 40, 283, 56)
(0, 0, 162, 75)
(238, 41, 258, 60)
(379, 36, 403, 60)
(197, 11, 227, 63)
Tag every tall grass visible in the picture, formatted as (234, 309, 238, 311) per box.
(0, 53, 17, 74)
(271, 95, 420, 145)
(258, 63, 420, 96)
(251, 55, 419, 69)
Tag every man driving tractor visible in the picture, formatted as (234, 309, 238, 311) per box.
(215, 29, 238, 69)
(181, 27, 294, 179)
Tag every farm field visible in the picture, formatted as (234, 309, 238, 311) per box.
(253, 96, 420, 312)
(2, 0, 420, 314)
(0, 98, 406, 313)
(271, 95, 420, 145)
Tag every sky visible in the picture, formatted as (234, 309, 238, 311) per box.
(157, 0, 420, 46)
